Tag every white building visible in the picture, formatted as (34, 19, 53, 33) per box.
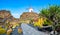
(29, 7, 33, 12)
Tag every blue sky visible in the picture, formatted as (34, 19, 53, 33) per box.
(0, 0, 60, 18)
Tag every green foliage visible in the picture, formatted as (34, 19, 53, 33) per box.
(41, 9, 50, 18)
(43, 19, 52, 26)
(39, 5, 60, 30)
(40, 5, 60, 24)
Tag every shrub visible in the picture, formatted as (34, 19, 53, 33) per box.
(0, 27, 6, 34)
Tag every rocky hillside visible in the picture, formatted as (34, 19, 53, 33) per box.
(20, 12, 39, 23)
(0, 10, 18, 25)
(0, 10, 12, 18)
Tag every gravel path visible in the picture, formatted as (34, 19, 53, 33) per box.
(21, 23, 49, 35)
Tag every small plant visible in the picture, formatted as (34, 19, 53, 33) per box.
(0, 27, 6, 34)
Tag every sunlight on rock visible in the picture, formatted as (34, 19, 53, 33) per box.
(7, 28, 12, 35)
